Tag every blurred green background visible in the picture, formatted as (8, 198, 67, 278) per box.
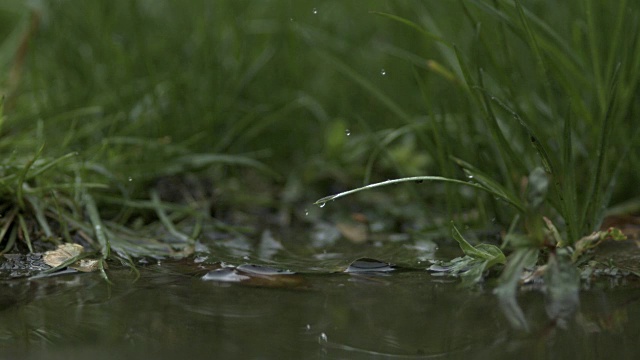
(1, 0, 639, 245)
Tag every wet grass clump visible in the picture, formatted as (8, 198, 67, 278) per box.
(0, 0, 639, 329)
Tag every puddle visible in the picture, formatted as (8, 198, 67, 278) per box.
(1, 227, 640, 359)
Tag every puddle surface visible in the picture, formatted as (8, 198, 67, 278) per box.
(1, 227, 640, 359)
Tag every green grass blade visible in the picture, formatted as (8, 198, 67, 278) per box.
(451, 222, 505, 263)
(17, 214, 33, 253)
(26, 152, 79, 179)
(83, 191, 110, 257)
(164, 153, 281, 180)
(25, 194, 52, 238)
(316, 174, 525, 213)
(150, 190, 193, 244)
(580, 76, 619, 233)
(451, 157, 525, 213)
(562, 108, 578, 243)
(16, 143, 45, 209)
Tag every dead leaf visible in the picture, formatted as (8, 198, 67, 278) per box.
(43, 243, 102, 272)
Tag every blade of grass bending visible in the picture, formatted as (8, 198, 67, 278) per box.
(151, 190, 193, 244)
(16, 143, 45, 210)
(83, 191, 110, 257)
(98, 259, 112, 284)
(493, 247, 538, 331)
(315, 175, 524, 212)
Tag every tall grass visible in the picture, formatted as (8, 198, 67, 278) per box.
(314, 0, 640, 328)
(0, 0, 638, 304)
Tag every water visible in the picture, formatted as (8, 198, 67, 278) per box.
(1, 228, 639, 359)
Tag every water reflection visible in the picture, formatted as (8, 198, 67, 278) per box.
(1, 263, 639, 359)
(1, 230, 640, 358)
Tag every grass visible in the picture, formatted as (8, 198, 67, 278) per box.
(0, 0, 639, 327)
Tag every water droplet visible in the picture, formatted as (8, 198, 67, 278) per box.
(312, 8, 318, 14)
(319, 332, 328, 342)
(305, 209, 309, 216)
(289, 17, 294, 22)
(345, 129, 351, 136)
(306, 324, 311, 330)
(491, 217, 497, 223)
(243, 255, 250, 261)
(380, 68, 386, 76)
(128, 176, 133, 182)
(467, 175, 474, 179)
(318, 202, 326, 208)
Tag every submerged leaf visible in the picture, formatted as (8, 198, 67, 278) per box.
(345, 258, 395, 273)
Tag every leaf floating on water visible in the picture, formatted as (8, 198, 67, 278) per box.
(236, 264, 295, 275)
(202, 268, 250, 283)
(203, 264, 303, 288)
(344, 258, 395, 273)
(43, 243, 102, 273)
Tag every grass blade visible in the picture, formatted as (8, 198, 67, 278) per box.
(16, 143, 45, 209)
(316, 176, 490, 206)
(451, 156, 525, 213)
(83, 191, 110, 257)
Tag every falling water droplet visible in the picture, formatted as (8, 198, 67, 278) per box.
(467, 175, 474, 179)
(289, 17, 294, 22)
(312, 8, 318, 14)
(345, 129, 351, 136)
(380, 68, 386, 76)
(128, 176, 133, 182)
(319, 333, 328, 342)
(491, 217, 497, 223)
(304, 209, 309, 216)
(318, 202, 326, 208)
